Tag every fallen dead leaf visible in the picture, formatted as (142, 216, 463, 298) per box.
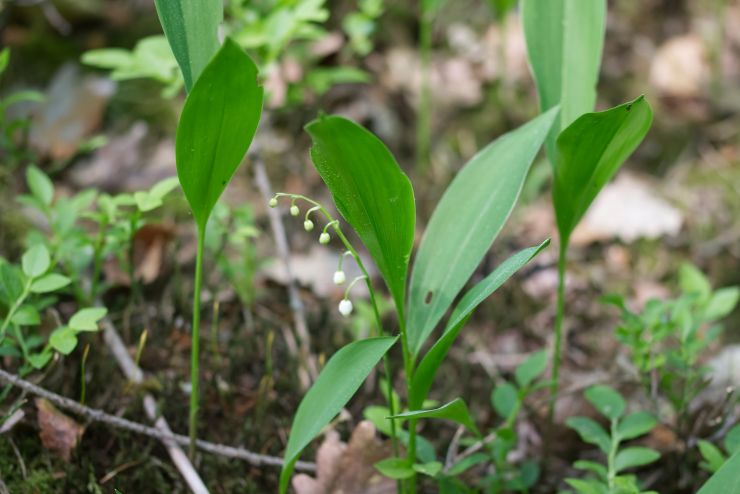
(293, 421, 395, 494)
(104, 223, 176, 286)
(36, 398, 85, 462)
(570, 174, 683, 246)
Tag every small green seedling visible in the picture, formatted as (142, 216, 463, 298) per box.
(566, 385, 659, 494)
(604, 263, 739, 434)
(0, 243, 106, 371)
(440, 350, 550, 492)
(521, 0, 654, 420)
(155, 0, 264, 456)
(275, 108, 557, 493)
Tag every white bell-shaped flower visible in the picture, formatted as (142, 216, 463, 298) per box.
(319, 232, 330, 244)
(333, 270, 346, 285)
(304, 219, 315, 231)
(338, 299, 353, 317)
(290, 205, 300, 216)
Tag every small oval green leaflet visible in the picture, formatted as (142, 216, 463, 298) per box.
(305, 115, 415, 315)
(175, 38, 264, 230)
(406, 107, 558, 356)
(154, 0, 221, 91)
(389, 397, 480, 436)
(280, 336, 398, 493)
(553, 96, 653, 241)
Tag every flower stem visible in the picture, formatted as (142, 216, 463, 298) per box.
(189, 226, 206, 459)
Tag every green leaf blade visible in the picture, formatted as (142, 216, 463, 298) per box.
(175, 39, 264, 229)
(390, 397, 479, 436)
(617, 411, 656, 441)
(305, 115, 415, 314)
(410, 241, 548, 409)
(566, 416, 611, 455)
(154, 0, 222, 91)
(279, 336, 397, 494)
(69, 307, 107, 332)
(698, 451, 740, 494)
(614, 446, 660, 473)
(522, 0, 606, 159)
(584, 385, 625, 420)
(554, 96, 653, 240)
(30, 273, 71, 294)
(22, 244, 50, 278)
(407, 108, 558, 356)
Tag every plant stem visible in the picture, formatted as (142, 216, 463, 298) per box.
(281, 193, 403, 456)
(549, 241, 568, 424)
(90, 217, 108, 301)
(607, 419, 620, 489)
(189, 227, 206, 459)
(0, 278, 32, 341)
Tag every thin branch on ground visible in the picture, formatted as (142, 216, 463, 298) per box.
(0, 368, 316, 473)
(252, 155, 318, 391)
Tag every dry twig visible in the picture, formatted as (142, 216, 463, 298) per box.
(0, 367, 316, 472)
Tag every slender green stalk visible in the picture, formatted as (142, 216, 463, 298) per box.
(90, 217, 108, 301)
(80, 344, 90, 404)
(0, 278, 32, 341)
(189, 227, 206, 459)
(280, 194, 403, 460)
(607, 419, 620, 489)
(549, 241, 568, 423)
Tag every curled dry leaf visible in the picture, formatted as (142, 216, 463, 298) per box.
(292, 421, 395, 494)
(36, 398, 85, 462)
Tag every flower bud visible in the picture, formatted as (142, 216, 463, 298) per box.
(304, 219, 314, 231)
(338, 299, 353, 317)
(268, 197, 278, 208)
(319, 232, 330, 244)
(333, 270, 346, 285)
(290, 205, 300, 216)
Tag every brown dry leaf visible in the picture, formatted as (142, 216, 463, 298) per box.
(28, 64, 114, 160)
(570, 174, 683, 246)
(104, 223, 176, 286)
(293, 421, 395, 494)
(649, 34, 709, 99)
(36, 398, 85, 462)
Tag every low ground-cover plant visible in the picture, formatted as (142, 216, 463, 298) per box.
(565, 385, 660, 494)
(604, 264, 739, 442)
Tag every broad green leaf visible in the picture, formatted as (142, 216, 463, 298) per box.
(154, 0, 221, 91)
(491, 382, 518, 420)
(26, 166, 54, 207)
(305, 115, 415, 313)
(410, 241, 548, 409)
(407, 109, 558, 356)
(11, 305, 40, 326)
(22, 244, 50, 278)
(447, 452, 489, 476)
(521, 0, 606, 160)
(413, 461, 443, 477)
(565, 478, 608, 494)
(680, 263, 712, 303)
(553, 97, 653, 240)
(50, 327, 78, 355)
(0, 263, 24, 304)
(614, 447, 660, 473)
(725, 425, 740, 455)
(375, 457, 415, 479)
(704, 287, 740, 321)
(28, 350, 52, 369)
(515, 350, 548, 388)
(69, 307, 107, 331)
(573, 460, 608, 481)
(699, 440, 727, 473)
(584, 385, 625, 420)
(30, 274, 71, 294)
(176, 39, 263, 229)
(566, 416, 611, 454)
(279, 336, 397, 494)
(390, 398, 479, 436)
(698, 451, 740, 494)
(616, 411, 656, 440)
